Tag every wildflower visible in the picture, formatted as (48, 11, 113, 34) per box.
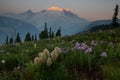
(43, 49, 50, 57)
(56, 36, 60, 42)
(38, 52, 43, 57)
(85, 48, 92, 53)
(54, 47, 62, 54)
(34, 44, 37, 48)
(70, 39, 76, 43)
(81, 45, 88, 50)
(34, 57, 40, 64)
(34, 47, 62, 66)
(81, 43, 86, 47)
(61, 48, 69, 53)
(61, 40, 65, 45)
(91, 41, 97, 46)
(100, 41, 104, 44)
(26, 49, 29, 52)
(40, 53, 48, 63)
(50, 51, 59, 61)
(1, 60, 5, 64)
(74, 42, 80, 48)
(76, 46, 81, 50)
(71, 48, 75, 51)
(100, 40, 108, 44)
(101, 52, 107, 57)
(109, 42, 113, 45)
(17, 66, 20, 70)
(39, 57, 45, 63)
(46, 57, 52, 66)
(6, 52, 10, 54)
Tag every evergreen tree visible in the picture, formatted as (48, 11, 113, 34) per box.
(51, 31, 54, 38)
(16, 33, 21, 43)
(39, 31, 44, 39)
(39, 33, 41, 40)
(24, 32, 31, 42)
(55, 26, 61, 37)
(6, 35, 9, 44)
(49, 27, 52, 38)
(112, 4, 119, 28)
(35, 34, 37, 41)
(39, 22, 49, 39)
(9, 37, 13, 44)
(31, 35, 34, 41)
(44, 22, 48, 39)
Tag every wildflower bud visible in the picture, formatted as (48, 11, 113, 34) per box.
(34, 44, 37, 48)
(1, 60, 5, 64)
(17, 66, 20, 70)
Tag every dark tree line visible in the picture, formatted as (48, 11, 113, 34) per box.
(24, 33, 37, 42)
(16, 33, 21, 43)
(39, 22, 61, 39)
(5, 22, 61, 44)
(5, 32, 37, 44)
(5, 32, 21, 44)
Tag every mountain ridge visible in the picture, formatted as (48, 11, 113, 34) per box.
(87, 19, 120, 30)
(0, 16, 39, 44)
(1, 7, 89, 35)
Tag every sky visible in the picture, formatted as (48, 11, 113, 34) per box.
(0, 0, 120, 21)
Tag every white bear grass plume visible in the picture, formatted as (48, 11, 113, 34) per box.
(50, 47, 61, 61)
(34, 57, 40, 64)
(46, 57, 52, 66)
(34, 47, 61, 67)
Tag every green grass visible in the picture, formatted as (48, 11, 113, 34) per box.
(102, 63, 120, 80)
(0, 28, 120, 80)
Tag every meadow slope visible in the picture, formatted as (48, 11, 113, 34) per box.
(0, 27, 120, 80)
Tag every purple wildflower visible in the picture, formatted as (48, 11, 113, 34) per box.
(74, 42, 80, 48)
(81, 45, 89, 50)
(61, 48, 69, 53)
(85, 48, 92, 53)
(101, 52, 107, 57)
(91, 41, 97, 46)
(100, 40, 104, 44)
(81, 43, 86, 47)
(76, 46, 81, 50)
(17, 66, 21, 70)
(109, 42, 113, 45)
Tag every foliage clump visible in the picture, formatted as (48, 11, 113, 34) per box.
(34, 47, 61, 66)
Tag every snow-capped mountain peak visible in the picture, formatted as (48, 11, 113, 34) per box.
(19, 9, 35, 15)
(1, 7, 89, 35)
(26, 9, 33, 13)
(47, 6, 72, 12)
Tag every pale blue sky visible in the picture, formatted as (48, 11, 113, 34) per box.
(0, 0, 120, 21)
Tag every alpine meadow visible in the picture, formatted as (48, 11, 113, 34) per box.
(0, 0, 120, 80)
